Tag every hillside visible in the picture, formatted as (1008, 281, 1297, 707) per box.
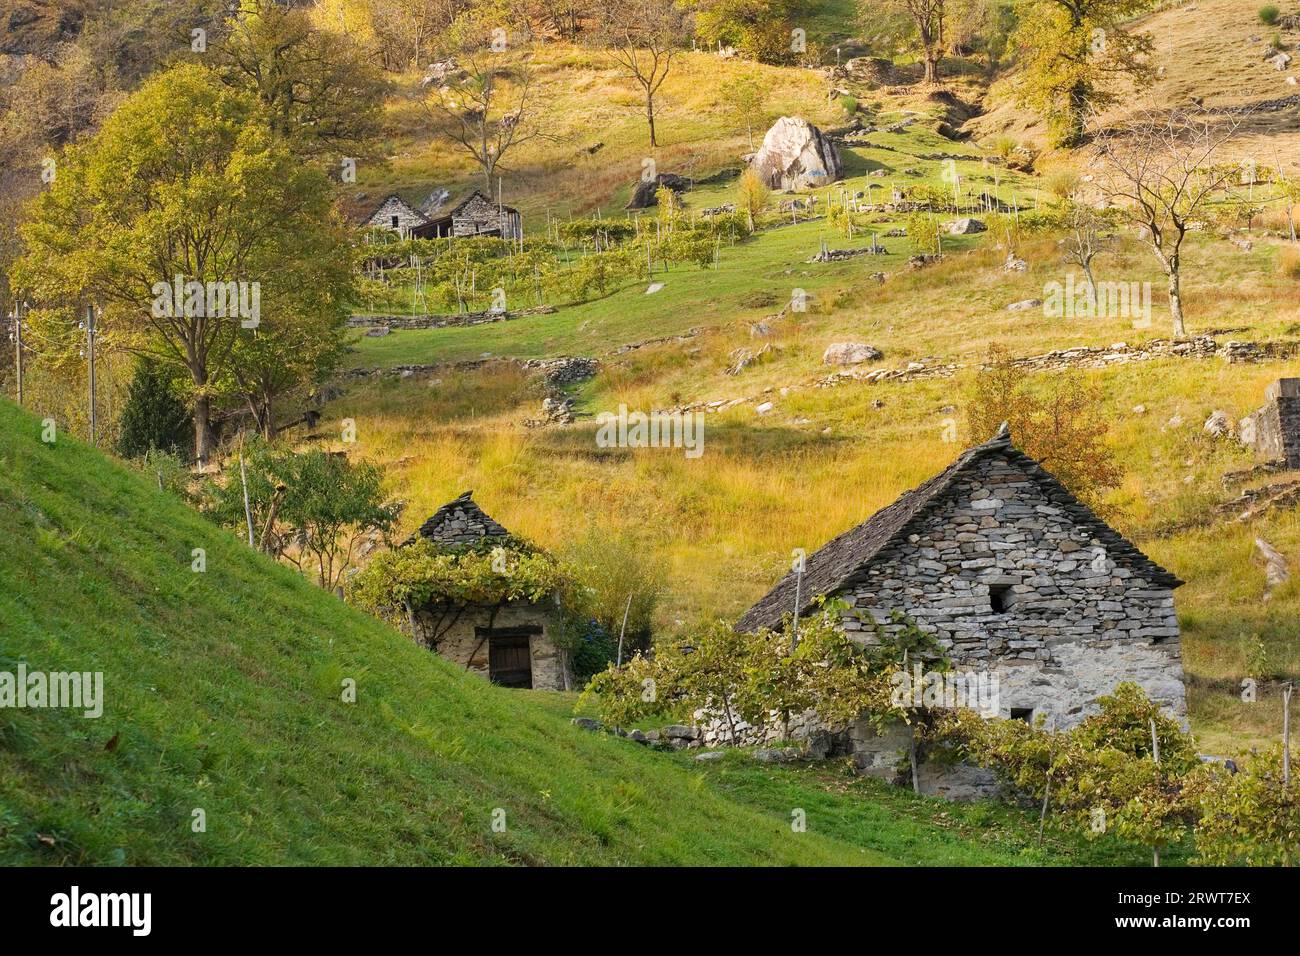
(0, 397, 1164, 865)
(971, 0, 1300, 165)
(331, 31, 1300, 760)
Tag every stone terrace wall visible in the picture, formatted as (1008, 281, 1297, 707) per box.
(841, 453, 1185, 728)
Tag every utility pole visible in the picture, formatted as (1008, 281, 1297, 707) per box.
(81, 304, 98, 446)
(8, 302, 23, 405)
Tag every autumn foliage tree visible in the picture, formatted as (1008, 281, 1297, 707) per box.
(1012, 0, 1152, 147)
(967, 344, 1122, 510)
(12, 64, 354, 465)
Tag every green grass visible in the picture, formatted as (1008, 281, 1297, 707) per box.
(0, 396, 1169, 866)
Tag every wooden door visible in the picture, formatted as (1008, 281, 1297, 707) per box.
(487, 631, 534, 688)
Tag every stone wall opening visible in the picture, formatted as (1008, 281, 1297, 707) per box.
(484, 627, 540, 688)
(988, 583, 1012, 614)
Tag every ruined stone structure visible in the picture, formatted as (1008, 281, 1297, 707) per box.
(1241, 378, 1300, 468)
(728, 425, 1187, 796)
(405, 492, 568, 691)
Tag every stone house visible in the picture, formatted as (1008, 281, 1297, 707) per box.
(731, 425, 1187, 791)
(405, 492, 568, 691)
(363, 190, 523, 242)
(364, 194, 430, 238)
(414, 190, 522, 241)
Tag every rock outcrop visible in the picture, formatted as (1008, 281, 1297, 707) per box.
(749, 117, 842, 191)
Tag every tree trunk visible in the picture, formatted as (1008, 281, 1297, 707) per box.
(923, 54, 938, 84)
(262, 392, 277, 442)
(1168, 269, 1186, 338)
(193, 391, 213, 467)
(646, 95, 658, 147)
(1062, 82, 1089, 148)
(1082, 259, 1098, 309)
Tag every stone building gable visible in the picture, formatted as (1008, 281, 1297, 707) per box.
(737, 425, 1180, 634)
(449, 191, 520, 238)
(366, 195, 430, 235)
(413, 491, 510, 546)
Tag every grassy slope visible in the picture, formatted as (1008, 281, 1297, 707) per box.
(330, 32, 1300, 760)
(0, 397, 1165, 866)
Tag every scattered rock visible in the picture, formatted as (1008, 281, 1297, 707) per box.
(1006, 298, 1042, 312)
(727, 342, 774, 375)
(626, 172, 691, 209)
(1203, 409, 1232, 438)
(751, 747, 802, 763)
(364, 326, 391, 337)
(1002, 253, 1028, 273)
(1256, 536, 1290, 596)
(694, 751, 726, 762)
(822, 342, 883, 366)
(907, 253, 944, 269)
(572, 717, 603, 732)
(755, 401, 774, 415)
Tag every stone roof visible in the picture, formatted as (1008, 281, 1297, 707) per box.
(412, 491, 510, 546)
(736, 424, 1183, 633)
(424, 189, 520, 223)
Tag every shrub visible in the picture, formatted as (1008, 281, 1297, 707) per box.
(351, 536, 567, 625)
(207, 441, 398, 589)
(1259, 4, 1280, 25)
(115, 358, 192, 461)
(1192, 745, 1299, 865)
(905, 211, 942, 254)
(1043, 166, 1082, 201)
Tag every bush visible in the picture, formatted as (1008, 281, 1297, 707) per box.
(1259, 4, 1280, 25)
(115, 358, 192, 461)
(906, 212, 942, 254)
(1192, 745, 1299, 865)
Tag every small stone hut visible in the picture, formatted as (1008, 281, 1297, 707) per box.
(364, 194, 430, 238)
(406, 492, 568, 690)
(732, 425, 1187, 792)
(413, 190, 522, 241)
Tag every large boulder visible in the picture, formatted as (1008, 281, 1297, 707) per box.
(946, 217, 986, 235)
(626, 172, 690, 209)
(822, 342, 882, 366)
(749, 117, 843, 191)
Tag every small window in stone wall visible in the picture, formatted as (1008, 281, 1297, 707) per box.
(988, 583, 1012, 614)
(1010, 707, 1034, 723)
